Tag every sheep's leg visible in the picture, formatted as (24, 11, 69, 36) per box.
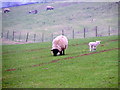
(60, 51, 62, 55)
(94, 46, 96, 50)
(89, 45, 92, 51)
(63, 49, 65, 55)
(91, 45, 94, 51)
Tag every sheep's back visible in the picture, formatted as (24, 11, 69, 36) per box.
(52, 35, 68, 50)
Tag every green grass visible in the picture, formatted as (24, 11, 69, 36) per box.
(2, 35, 119, 88)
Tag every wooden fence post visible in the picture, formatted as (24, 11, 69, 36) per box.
(84, 27, 86, 38)
(19, 32, 21, 42)
(51, 33, 53, 40)
(26, 32, 29, 42)
(62, 30, 64, 35)
(41, 33, 44, 42)
(12, 31, 15, 41)
(73, 29, 74, 39)
(108, 26, 111, 36)
(34, 34, 36, 42)
(95, 26, 98, 37)
(7, 30, 9, 39)
(1, 32, 3, 38)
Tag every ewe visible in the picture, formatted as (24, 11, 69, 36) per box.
(51, 35, 68, 56)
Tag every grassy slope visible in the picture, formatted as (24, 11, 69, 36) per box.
(2, 2, 118, 41)
(2, 35, 119, 88)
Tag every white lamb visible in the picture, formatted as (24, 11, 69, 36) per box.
(51, 35, 68, 56)
(88, 41, 101, 51)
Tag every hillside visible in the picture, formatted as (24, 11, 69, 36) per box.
(1, 2, 118, 43)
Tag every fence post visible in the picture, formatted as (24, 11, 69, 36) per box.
(95, 26, 98, 37)
(6, 30, 9, 39)
(73, 29, 74, 39)
(51, 33, 53, 40)
(1, 32, 3, 38)
(41, 33, 44, 42)
(19, 32, 21, 42)
(84, 27, 86, 38)
(62, 30, 64, 35)
(12, 31, 15, 41)
(108, 26, 111, 36)
(26, 32, 29, 42)
(34, 34, 36, 42)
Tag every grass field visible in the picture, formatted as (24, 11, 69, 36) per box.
(2, 35, 119, 88)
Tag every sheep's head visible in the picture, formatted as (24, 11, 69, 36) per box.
(96, 41, 101, 45)
(51, 49, 59, 56)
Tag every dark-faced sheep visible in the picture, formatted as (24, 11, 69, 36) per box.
(29, 10, 38, 14)
(46, 6, 54, 10)
(3, 8, 10, 13)
(51, 35, 68, 56)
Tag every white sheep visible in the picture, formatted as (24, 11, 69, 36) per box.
(46, 6, 54, 10)
(88, 41, 101, 51)
(51, 35, 68, 56)
(3, 8, 10, 13)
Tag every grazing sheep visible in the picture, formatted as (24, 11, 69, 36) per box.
(88, 41, 101, 51)
(29, 10, 38, 14)
(46, 6, 54, 10)
(3, 8, 10, 13)
(51, 35, 68, 56)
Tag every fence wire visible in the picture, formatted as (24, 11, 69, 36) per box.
(1, 26, 118, 43)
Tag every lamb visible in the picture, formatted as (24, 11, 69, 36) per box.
(88, 41, 101, 51)
(51, 35, 68, 56)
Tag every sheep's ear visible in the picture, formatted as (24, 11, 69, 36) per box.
(51, 49, 53, 51)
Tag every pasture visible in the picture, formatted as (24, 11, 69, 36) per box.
(2, 35, 119, 88)
(1, 2, 118, 42)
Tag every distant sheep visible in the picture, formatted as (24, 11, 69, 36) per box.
(88, 41, 101, 51)
(46, 6, 54, 10)
(51, 35, 68, 56)
(3, 8, 10, 13)
(29, 10, 38, 14)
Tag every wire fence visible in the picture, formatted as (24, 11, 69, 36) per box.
(1, 26, 118, 43)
